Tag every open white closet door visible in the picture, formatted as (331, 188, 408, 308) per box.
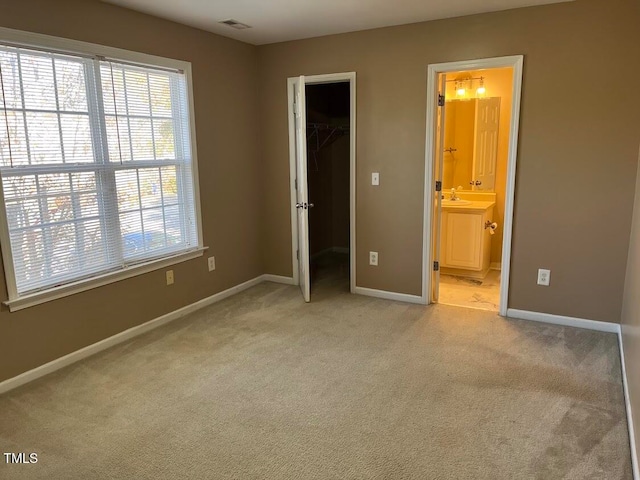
(294, 76, 311, 302)
(431, 73, 447, 303)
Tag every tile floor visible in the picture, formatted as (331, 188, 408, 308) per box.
(438, 269, 501, 311)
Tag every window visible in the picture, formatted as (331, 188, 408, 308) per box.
(0, 39, 201, 307)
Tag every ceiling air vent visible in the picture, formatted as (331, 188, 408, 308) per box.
(219, 19, 252, 30)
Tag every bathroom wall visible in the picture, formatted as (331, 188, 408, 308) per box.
(443, 100, 476, 190)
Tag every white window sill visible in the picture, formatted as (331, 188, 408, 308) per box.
(3, 247, 208, 312)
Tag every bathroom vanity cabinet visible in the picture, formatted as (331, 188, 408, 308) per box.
(440, 203, 495, 279)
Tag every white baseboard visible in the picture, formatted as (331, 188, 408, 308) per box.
(506, 309, 620, 333)
(0, 274, 283, 395)
(261, 274, 295, 285)
(353, 286, 425, 305)
(620, 325, 640, 480)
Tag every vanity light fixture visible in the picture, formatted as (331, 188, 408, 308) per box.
(448, 75, 487, 99)
(476, 77, 486, 96)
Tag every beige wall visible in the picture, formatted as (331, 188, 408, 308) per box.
(0, 0, 262, 382)
(442, 100, 475, 190)
(622, 149, 640, 469)
(258, 0, 640, 322)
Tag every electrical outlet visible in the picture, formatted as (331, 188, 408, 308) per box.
(166, 270, 174, 285)
(369, 251, 378, 266)
(208, 256, 216, 272)
(372, 172, 380, 186)
(537, 268, 550, 286)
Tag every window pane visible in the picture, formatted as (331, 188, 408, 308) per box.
(46, 195, 73, 223)
(78, 193, 100, 218)
(39, 173, 70, 194)
(100, 66, 127, 116)
(60, 114, 93, 163)
(115, 170, 140, 211)
(105, 116, 132, 162)
(154, 119, 175, 160)
(71, 172, 96, 192)
(165, 205, 183, 246)
(142, 208, 166, 251)
(120, 211, 143, 256)
(20, 53, 56, 111)
(11, 229, 45, 283)
(149, 74, 172, 117)
(130, 118, 153, 161)
(139, 168, 161, 209)
(161, 166, 178, 203)
(79, 219, 107, 269)
(5, 198, 40, 229)
(0, 50, 22, 109)
(49, 223, 79, 275)
(26, 112, 63, 164)
(124, 70, 150, 116)
(55, 58, 88, 112)
(0, 111, 30, 166)
(3, 175, 37, 199)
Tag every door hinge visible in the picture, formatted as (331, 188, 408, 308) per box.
(297, 250, 299, 260)
(438, 94, 445, 107)
(295, 178, 297, 190)
(435, 180, 442, 192)
(433, 261, 439, 271)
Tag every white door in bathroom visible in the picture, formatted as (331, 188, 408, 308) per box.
(472, 97, 500, 191)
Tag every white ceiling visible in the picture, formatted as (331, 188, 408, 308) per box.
(102, 0, 572, 46)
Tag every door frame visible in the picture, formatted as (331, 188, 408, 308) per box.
(422, 56, 524, 316)
(287, 72, 357, 294)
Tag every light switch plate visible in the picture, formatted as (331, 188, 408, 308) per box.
(372, 172, 380, 186)
(369, 251, 378, 266)
(208, 256, 216, 272)
(166, 270, 174, 285)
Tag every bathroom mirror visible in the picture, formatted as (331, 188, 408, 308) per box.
(442, 97, 501, 192)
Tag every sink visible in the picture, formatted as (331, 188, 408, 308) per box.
(441, 199, 472, 206)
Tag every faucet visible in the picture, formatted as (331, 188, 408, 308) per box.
(450, 188, 459, 201)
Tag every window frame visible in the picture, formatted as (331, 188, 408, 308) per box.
(0, 27, 205, 311)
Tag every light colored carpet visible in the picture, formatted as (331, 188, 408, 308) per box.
(0, 261, 632, 479)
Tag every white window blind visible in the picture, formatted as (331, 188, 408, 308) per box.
(0, 44, 199, 297)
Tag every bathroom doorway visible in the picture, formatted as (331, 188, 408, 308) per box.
(422, 57, 524, 315)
